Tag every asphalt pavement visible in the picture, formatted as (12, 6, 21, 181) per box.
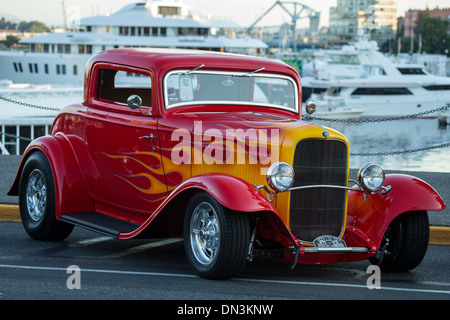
(0, 221, 449, 300)
(1, 155, 449, 302)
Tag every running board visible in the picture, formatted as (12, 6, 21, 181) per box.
(60, 212, 140, 238)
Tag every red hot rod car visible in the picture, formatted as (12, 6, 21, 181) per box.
(8, 48, 445, 279)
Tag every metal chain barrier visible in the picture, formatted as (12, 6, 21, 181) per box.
(351, 142, 450, 157)
(302, 104, 450, 123)
(0, 132, 32, 141)
(0, 95, 61, 112)
(302, 103, 450, 156)
(1, 96, 449, 156)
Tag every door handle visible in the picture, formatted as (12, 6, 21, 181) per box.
(139, 133, 154, 141)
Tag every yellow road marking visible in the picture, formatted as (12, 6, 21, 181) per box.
(0, 204, 20, 222)
(1, 204, 449, 244)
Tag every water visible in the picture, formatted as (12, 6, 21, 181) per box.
(322, 118, 450, 173)
(0, 86, 83, 118)
(1, 87, 450, 172)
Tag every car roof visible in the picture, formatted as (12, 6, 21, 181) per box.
(86, 48, 298, 78)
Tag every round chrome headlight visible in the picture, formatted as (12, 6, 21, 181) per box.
(266, 162, 295, 193)
(357, 163, 385, 192)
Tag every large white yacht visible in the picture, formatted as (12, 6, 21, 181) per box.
(0, 0, 267, 85)
(301, 34, 450, 118)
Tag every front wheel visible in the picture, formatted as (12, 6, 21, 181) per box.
(370, 211, 429, 271)
(184, 192, 250, 279)
(19, 151, 74, 241)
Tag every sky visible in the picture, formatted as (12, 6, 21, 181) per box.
(1, 0, 448, 29)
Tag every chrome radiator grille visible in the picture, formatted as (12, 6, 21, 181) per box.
(289, 139, 348, 243)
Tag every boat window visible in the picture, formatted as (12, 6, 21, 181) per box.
(328, 87, 342, 96)
(397, 68, 426, 75)
(4, 126, 17, 155)
(164, 70, 297, 112)
(19, 126, 31, 154)
(422, 85, 450, 91)
(328, 54, 360, 65)
(98, 69, 152, 107)
(34, 126, 46, 139)
(351, 87, 413, 95)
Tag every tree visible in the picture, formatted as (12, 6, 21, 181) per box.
(17, 20, 49, 33)
(394, 14, 450, 56)
(418, 16, 450, 55)
(0, 17, 18, 30)
(3, 35, 20, 47)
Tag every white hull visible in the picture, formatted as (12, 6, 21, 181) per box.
(345, 94, 450, 118)
(307, 75, 450, 119)
(0, 1, 267, 86)
(0, 52, 88, 86)
(311, 93, 450, 118)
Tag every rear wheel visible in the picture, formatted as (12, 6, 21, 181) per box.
(184, 192, 250, 279)
(19, 151, 74, 241)
(370, 211, 429, 271)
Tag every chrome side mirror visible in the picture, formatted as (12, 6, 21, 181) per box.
(127, 94, 142, 110)
(305, 101, 316, 115)
(127, 95, 151, 116)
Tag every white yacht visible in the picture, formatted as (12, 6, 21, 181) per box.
(0, 0, 267, 85)
(301, 34, 450, 118)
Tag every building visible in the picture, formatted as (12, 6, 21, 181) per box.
(328, 0, 397, 46)
(403, 8, 450, 38)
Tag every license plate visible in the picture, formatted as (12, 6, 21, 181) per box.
(313, 235, 347, 248)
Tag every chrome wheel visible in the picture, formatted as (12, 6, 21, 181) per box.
(26, 169, 47, 222)
(190, 202, 220, 266)
(19, 151, 74, 241)
(184, 191, 250, 279)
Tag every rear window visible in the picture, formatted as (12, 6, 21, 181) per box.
(98, 69, 152, 107)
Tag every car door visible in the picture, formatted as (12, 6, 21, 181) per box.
(85, 65, 167, 221)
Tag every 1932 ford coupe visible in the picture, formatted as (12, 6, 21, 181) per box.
(8, 48, 445, 279)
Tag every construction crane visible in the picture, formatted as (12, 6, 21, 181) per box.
(247, 1, 320, 50)
(61, 0, 68, 28)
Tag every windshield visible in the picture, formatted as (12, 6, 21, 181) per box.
(164, 70, 298, 112)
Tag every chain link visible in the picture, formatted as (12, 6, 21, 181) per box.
(0, 95, 61, 112)
(0, 131, 32, 141)
(1, 96, 449, 156)
(351, 142, 450, 157)
(303, 104, 450, 123)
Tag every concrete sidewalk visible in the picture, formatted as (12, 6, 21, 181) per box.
(1, 155, 449, 244)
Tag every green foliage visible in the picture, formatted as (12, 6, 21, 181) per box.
(418, 16, 449, 55)
(0, 17, 49, 33)
(394, 12, 450, 56)
(17, 21, 50, 33)
(3, 35, 20, 47)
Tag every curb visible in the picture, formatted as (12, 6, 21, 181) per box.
(1, 204, 450, 245)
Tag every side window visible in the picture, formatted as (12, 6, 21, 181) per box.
(98, 69, 152, 107)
